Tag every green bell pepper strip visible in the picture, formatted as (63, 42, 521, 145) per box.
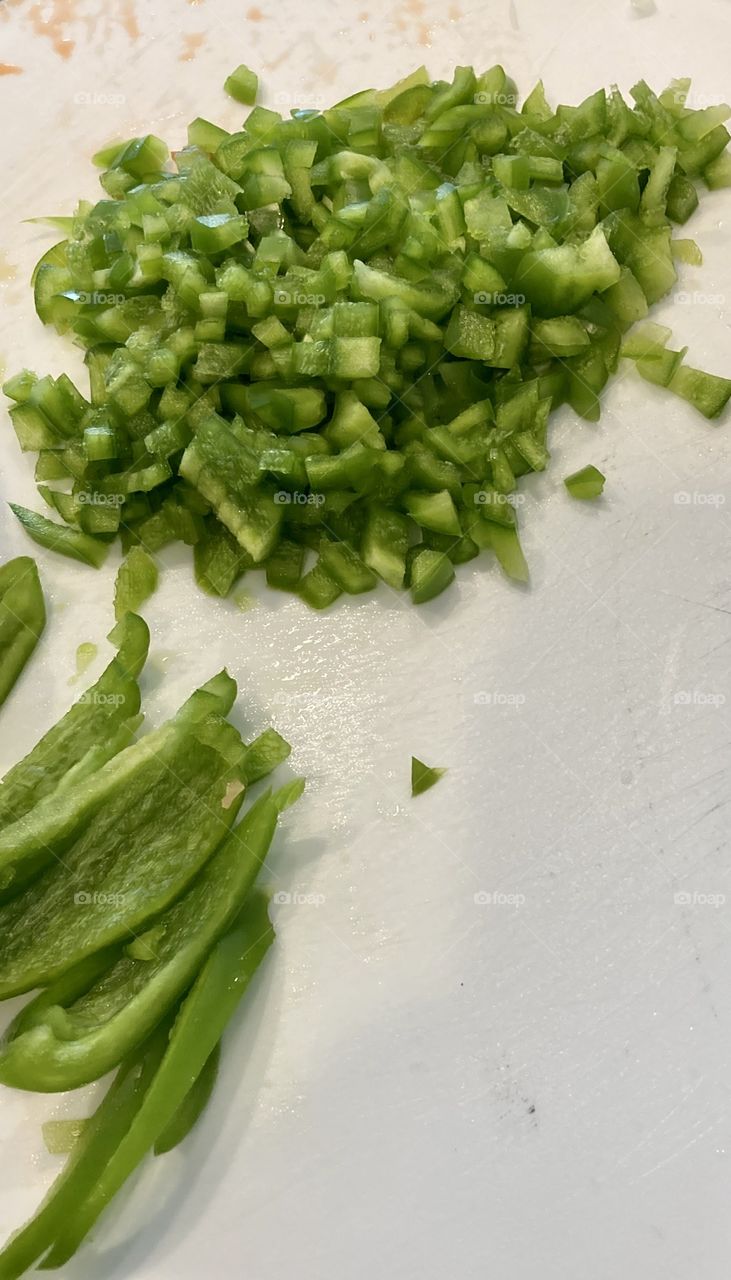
(411, 756, 447, 796)
(620, 322, 672, 360)
(665, 173, 698, 223)
(0, 613, 148, 831)
(409, 549, 455, 604)
(9, 505, 108, 569)
(265, 538, 305, 592)
(242, 729, 292, 783)
(361, 504, 409, 590)
(666, 364, 731, 420)
(180, 416, 284, 563)
(113, 546, 158, 620)
(194, 517, 253, 597)
(0, 784, 300, 1089)
(488, 524, 530, 583)
(636, 346, 687, 388)
(42, 1121, 89, 1157)
(298, 558, 343, 610)
(319, 540, 377, 594)
(0, 557, 46, 710)
(564, 464, 606, 499)
(0, 672, 242, 974)
(224, 64, 259, 105)
(704, 151, 731, 190)
(41, 891, 276, 1268)
(512, 225, 621, 316)
(154, 1041, 221, 1155)
(671, 238, 703, 266)
(5, 948, 120, 1043)
(403, 490, 461, 537)
(531, 317, 590, 359)
(0, 1025, 170, 1280)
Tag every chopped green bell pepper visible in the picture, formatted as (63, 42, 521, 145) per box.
(564, 464, 606, 499)
(114, 546, 158, 620)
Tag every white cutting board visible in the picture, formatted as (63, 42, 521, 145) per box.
(1, 1, 731, 1276)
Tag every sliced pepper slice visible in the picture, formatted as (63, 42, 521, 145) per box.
(0, 613, 148, 830)
(153, 1042, 221, 1155)
(0, 672, 242, 968)
(8, 504, 108, 569)
(113, 546, 158, 620)
(42, 892, 276, 1266)
(0, 557, 46, 710)
(0, 1025, 169, 1280)
(0, 785, 299, 1088)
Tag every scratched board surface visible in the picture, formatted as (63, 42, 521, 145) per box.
(1, 1, 731, 1277)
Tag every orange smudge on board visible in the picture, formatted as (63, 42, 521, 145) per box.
(0, 63, 23, 75)
(448, 2, 462, 17)
(263, 49, 291, 71)
(404, 0, 425, 13)
(418, 22, 432, 44)
(28, 0, 78, 59)
(247, 6, 264, 18)
(314, 57, 339, 82)
(358, 9, 370, 18)
(180, 32, 205, 61)
(121, 0, 140, 40)
(11, 0, 139, 54)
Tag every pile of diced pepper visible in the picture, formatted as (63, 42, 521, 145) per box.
(5, 65, 731, 606)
